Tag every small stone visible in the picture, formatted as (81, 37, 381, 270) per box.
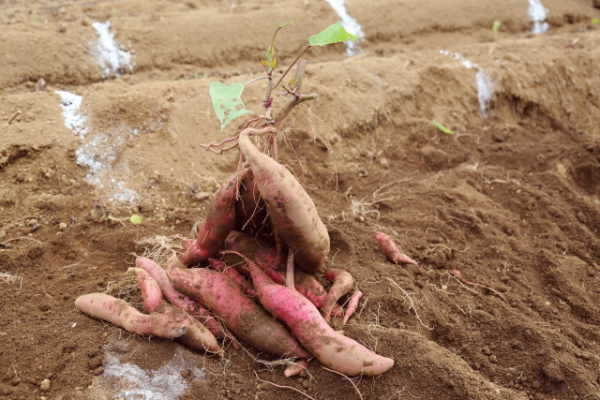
(59, 222, 67, 230)
(489, 355, 498, 363)
(195, 192, 211, 201)
(40, 378, 51, 391)
(92, 367, 105, 376)
(302, 380, 311, 389)
(74, 390, 84, 398)
(531, 380, 541, 389)
(180, 370, 191, 379)
(482, 346, 492, 356)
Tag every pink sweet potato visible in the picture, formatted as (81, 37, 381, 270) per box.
(235, 169, 269, 236)
(135, 256, 227, 339)
(243, 255, 394, 377)
(342, 290, 363, 325)
(321, 269, 354, 323)
(207, 258, 257, 298)
(182, 170, 241, 267)
(164, 253, 310, 359)
(238, 132, 329, 273)
(128, 267, 162, 313)
(129, 267, 223, 355)
(223, 230, 328, 308)
(75, 293, 187, 338)
(375, 232, 418, 266)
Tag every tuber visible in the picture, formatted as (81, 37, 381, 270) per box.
(75, 293, 188, 338)
(238, 131, 330, 273)
(375, 232, 418, 266)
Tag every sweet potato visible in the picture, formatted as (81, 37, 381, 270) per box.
(207, 258, 257, 297)
(128, 267, 162, 313)
(135, 256, 227, 339)
(182, 170, 241, 267)
(129, 267, 223, 355)
(375, 232, 418, 266)
(321, 269, 354, 323)
(235, 169, 269, 236)
(75, 293, 187, 338)
(164, 253, 310, 359)
(223, 230, 328, 308)
(238, 132, 329, 273)
(243, 255, 394, 377)
(342, 290, 363, 325)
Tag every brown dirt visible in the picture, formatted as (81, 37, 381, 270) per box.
(2, 1, 600, 399)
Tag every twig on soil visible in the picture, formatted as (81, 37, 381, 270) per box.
(253, 370, 316, 400)
(1, 236, 43, 246)
(385, 277, 433, 331)
(7, 110, 21, 125)
(449, 269, 509, 305)
(0, 215, 37, 232)
(321, 366, 364, 400)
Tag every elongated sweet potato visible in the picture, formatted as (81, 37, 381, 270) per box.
(243, 255, 394, 377)
(223, 230, 328, 308)
(182, 170, 241, 267)
(235, 169, 269, 236)
(75, 293, 187, 338)
(129, 267, 223, 355)
(164, 253, 310, 359)
(343, 290, 363, 325)
(375, 232, 418, 266)
(238, 132, 329, 273)
(321, 269, 354, 323)
(135, 257, 227, 339)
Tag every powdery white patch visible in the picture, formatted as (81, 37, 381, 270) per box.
(439, 50, 495, 117)
(91, 347, 205, 400)
(55, 90, 88, 137)
(55, 91, 139, 204)
(528, 0, 549, 34)
(75, 126, 139, 203)
(92, 21, 134, 78)
(476, 69, 494, 117)
(324, 0, 365, 55)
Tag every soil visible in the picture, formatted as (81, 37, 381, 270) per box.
(2, 1, 600, 400)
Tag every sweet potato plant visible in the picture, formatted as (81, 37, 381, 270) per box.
(76, 22, 396, 378)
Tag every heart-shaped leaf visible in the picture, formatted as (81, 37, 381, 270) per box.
(209, 82, 253, 130)
(309, 22, 358, 46)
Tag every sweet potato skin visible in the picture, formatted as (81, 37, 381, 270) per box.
(235, 169, 269, 236)
(321, 269, 354, 322)
(182, 171, 240, 267)
(223, 230, 328, 308)
(135, 256, 226, 339)
(239, 133, 329, 273)
(165, 254, 310, 359)
(129, 267, 223, 355)
(375, 232, 418, 266)
(75, 293, 187, 338)
(246, 258, 394, 377)
(342, 290, 363, 325)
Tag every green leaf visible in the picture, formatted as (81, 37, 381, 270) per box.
(130, 214, 143, 224)
(279, 21, 294, 28)
(309, 22, 358, 46)
(592, 18, 600, 25)
(432, 120, 454, 135)
(209, 82, 253, 130)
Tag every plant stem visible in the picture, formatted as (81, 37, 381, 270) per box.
(244, 75, 269, 87)
(272, 45, 311, 91)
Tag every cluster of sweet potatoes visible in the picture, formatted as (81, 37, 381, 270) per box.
(76, 127, 398, 377)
